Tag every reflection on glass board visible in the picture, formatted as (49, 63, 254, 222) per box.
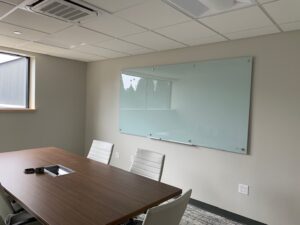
(121, 73, 172, 110)
(122, 74, 141, 91)
(119, 57, 253, 154)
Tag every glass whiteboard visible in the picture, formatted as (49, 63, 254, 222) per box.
(119, 57, 253, 154)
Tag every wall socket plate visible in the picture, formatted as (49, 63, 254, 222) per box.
(238, 184, 249, 195)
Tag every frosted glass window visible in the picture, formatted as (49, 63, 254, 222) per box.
(0, 52, 29, 109)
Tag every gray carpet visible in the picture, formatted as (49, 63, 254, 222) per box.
(137, 204, 244, 225)
(180, 204, 244, 225)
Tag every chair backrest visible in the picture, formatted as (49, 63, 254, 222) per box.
(130, 148, 165, 182)
(142, 189, 192, 225)
(87, 140, 114, 165)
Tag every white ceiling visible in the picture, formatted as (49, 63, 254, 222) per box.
(0, 0, 299, 62)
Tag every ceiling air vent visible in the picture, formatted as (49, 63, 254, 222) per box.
(27, 0, 100, 22)
(162, 0, 256, 18)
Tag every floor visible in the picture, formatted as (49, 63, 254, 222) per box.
(181, 204, 244, 225)
(137, 203, 244, 225)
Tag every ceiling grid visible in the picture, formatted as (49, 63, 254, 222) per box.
(0, 0, 297, 61)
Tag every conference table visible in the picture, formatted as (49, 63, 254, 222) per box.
(0, 147, 182, 225)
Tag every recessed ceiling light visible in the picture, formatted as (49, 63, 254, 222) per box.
(204, 0, 235, 10)
(13, 31, 22, 35)
(80, 42, 86, 46)
(70, 45, 76, 49)
(162, 0, 256, 18)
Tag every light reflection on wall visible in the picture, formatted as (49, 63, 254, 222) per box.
(153, 80, 158, 92)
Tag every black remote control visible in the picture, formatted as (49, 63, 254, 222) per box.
(35, 167, 45, 174)
(24, 168, 35, 174)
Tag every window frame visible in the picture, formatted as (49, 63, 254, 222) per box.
(0, 51, 33, 111)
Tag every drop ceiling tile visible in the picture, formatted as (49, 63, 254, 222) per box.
(126, 48, 154, 55)
(73, 45, 128, 58)
(17, 42, 66, 55)
(2, 9, 71, 33)
(93, 39, 150, 54)
(0, 35, 28, 48)
(1, 0, 25, 5)
(263, 0, 300, 24)
(115, 0, 190, 29)
(47, 26, 112, 46)
(36, 37, 73, 49)
(58, 51, 105, 62)
(68, 55, 105, 62)
(200, 6, 274, 34)
(227, 25, 279, 40)
(257, 0, 279, 4)
(122, 31, 185, 51)
(280, 21, 300, 32)
(18, 42, 102, 61)
(0, 2, 15, 17)
(155, 21, 226, 46)
(185, 35, 226, 46)
(0, 22, 46, 41)
(37, 26, 112, 50)
(83, 0, 145, 13)
(81, 14, 145, 38)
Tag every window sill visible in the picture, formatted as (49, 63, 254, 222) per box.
(0, 108, 36, 112)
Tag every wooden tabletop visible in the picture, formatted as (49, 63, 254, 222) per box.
(0, 147, 182, 225)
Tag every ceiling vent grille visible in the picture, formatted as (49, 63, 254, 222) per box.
(28, 0, 100, 22)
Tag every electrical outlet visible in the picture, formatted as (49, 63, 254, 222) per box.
(238, 184, 249, 195)
(115, 152, 120, 159)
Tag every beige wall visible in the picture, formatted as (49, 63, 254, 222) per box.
(0, 48, 87, 155)
(85, 31, 300, 225)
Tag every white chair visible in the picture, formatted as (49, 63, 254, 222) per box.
(136, 189, 192, 225)
(130, 149, 165, 182)
(0, 186, 40, 225)
(87, 140, 114, 165)
(0, 189, 12, 224)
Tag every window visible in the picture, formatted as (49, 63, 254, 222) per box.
(0, 52, 30, 109)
